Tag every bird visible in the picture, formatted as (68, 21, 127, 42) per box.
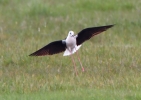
(29, 24, 114, 75)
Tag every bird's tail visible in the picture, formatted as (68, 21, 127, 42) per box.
(63, 45, 81, 56)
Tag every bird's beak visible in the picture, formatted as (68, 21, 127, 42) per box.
(72, 35, 75, 37)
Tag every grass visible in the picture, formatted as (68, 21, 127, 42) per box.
(1, 89, 141, 100)
(0, 0, 141, 99)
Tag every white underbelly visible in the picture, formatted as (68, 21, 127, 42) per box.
(66, 37, 76, 50)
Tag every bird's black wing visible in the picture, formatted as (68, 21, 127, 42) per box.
(29, 40, 66, 56)
(76, 25, 114, 45)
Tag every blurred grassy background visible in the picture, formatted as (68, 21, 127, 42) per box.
(0, 0, 141, 100)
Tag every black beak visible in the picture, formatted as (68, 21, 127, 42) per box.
(72, 35, 75, 37)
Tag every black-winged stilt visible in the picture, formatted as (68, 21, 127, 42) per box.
(29, 25, 114, 75)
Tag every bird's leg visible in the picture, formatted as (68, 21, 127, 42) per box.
(68, 49, 78, 75)
(75, 48, 85, 72)
(70, 54, 78, 76)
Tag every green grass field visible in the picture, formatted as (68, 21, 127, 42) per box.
(0, 0, 141, 100)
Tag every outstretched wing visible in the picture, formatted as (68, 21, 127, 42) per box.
(76, 25, 114, 45)
(29, 40, 66, 56)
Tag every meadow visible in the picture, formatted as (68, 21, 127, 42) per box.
(0, 0, 141, 100)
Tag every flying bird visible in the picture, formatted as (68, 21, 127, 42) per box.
(29, 25, 114, 75)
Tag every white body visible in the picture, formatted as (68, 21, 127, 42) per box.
(63, 31, 81, 56)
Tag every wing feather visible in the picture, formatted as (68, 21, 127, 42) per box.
(76, 25, 114, 45)
(29, 40, 66, 56)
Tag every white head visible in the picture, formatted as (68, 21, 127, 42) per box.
(68, 31, 74, 37)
